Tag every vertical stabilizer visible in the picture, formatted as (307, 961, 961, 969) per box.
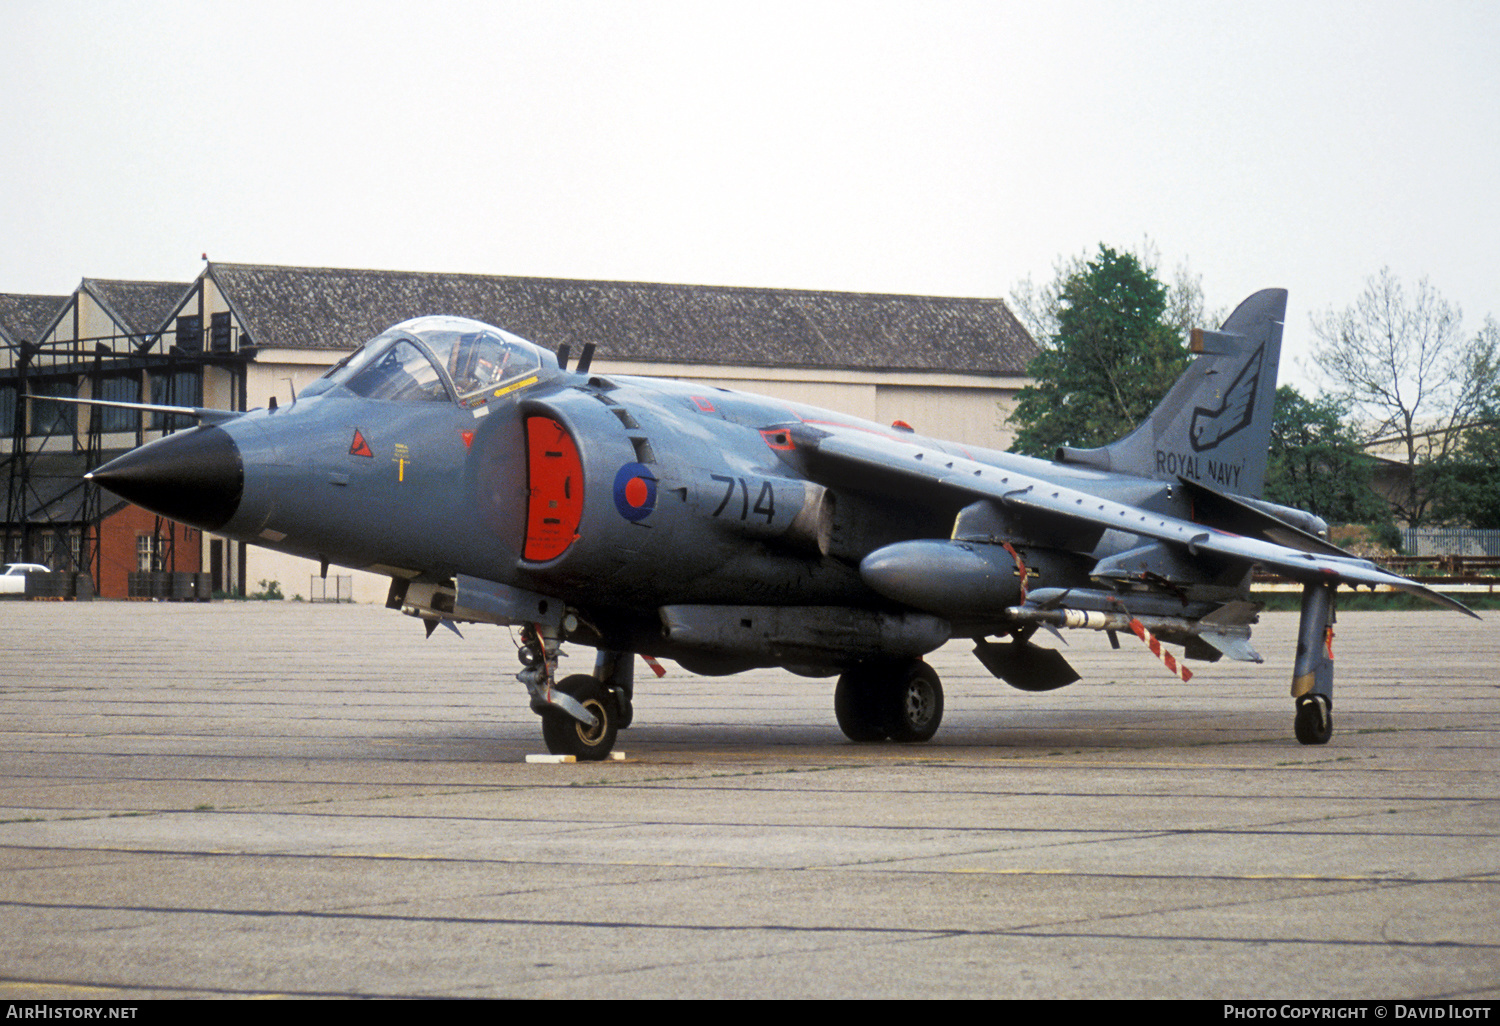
(1056, 288, 1286, 498)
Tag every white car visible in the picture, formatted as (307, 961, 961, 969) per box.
(0, 563, 50, 595)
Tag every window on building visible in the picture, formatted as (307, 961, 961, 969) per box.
(136, 534, 162, 573)
(27, 379, 78, 437)
(149, 369, 202, 430)
(210, 312, 233, 354)
(0, 385, 14, 438)
(175, 315, 203, 354)
(35, 530, 82, 571)
(97, 374, 140, 433)
(36, 530, 57, 569)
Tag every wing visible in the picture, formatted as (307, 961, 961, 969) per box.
(787, 423, 1479, 619)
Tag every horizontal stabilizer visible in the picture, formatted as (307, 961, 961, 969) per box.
(1177, 477, 1347, 557)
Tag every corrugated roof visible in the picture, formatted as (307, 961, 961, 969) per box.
(0, 294, 69, 347)
(207, 263, 1036, 375)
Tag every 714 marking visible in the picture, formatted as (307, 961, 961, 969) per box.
(711, 474, 775, 523)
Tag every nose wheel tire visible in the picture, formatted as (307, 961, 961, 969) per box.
(1293, 695, 1332, 745)
(541, 674, 619, 760)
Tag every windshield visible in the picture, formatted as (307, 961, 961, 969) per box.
(340, 337, 451, 402)
(319, 317, 549, 405)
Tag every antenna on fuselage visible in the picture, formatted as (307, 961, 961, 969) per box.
(575, 342, 596, 374)
(556, 344, 571, 372)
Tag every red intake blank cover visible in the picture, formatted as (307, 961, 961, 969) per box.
(524, 416, 584, 562)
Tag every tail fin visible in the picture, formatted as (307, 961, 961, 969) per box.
(1056, 288, 1286, 498)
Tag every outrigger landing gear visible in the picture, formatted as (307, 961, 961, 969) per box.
(517, 625, 620, 760)
(834, 657, 944, 743)
(1291, 582, 1337, 745)
(1294, 694, 1333, 745)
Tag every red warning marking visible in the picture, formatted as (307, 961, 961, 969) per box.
(691, 396, 716, 413)
(1324, 626, 1335, 661)
(461, 430, 474, 449)
(641, 654, 667, 678)
(1002, 541, 1029, 603)
(349, 429, 373, 458)
(760, 429, 795, 451)
(1129, 618, 1193, 683)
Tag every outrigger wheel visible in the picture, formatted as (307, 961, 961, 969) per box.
(1293, 694, 1333, 746)
(1291, 582, 1336, 746)
(541, 674, 620, 760)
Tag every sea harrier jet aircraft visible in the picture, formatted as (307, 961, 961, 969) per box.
(73, 288, 1474, 759)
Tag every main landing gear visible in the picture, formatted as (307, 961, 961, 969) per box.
(834, 657, 944, 743)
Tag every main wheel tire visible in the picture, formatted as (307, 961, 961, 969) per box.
(1294, 695, 1333, 746)
(541, 674, 619, 760)
(834, 667, 888, 742)
(884, 660, 943, 743)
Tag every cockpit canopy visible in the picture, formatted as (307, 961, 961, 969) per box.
(312, 316, 555, 404)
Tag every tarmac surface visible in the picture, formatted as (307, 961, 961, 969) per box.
(1, 600, 1497, 1000)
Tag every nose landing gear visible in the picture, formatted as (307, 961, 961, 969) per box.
(540, 675, 620, 759)
(516, 625, 621, 761)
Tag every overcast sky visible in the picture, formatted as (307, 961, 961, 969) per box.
(4, 0, 1496, 390)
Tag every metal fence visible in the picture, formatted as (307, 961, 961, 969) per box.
(309, 574, 354, 603)
(1403, 529, 1500, 556)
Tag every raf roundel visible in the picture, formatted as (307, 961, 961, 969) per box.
(612, 463, 658, 522)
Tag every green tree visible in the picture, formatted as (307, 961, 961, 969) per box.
(1264, 386, 1388, 526)
(1423, 460, 1500, 529)
(1009, 238, 1219, 345)
(1008, 246, 1190, 457)
(1426, 352, 1500, 528)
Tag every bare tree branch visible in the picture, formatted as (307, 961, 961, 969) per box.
(1311, 269, 1498, 524)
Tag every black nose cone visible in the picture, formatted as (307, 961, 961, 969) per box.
(88, 426, 243, 531)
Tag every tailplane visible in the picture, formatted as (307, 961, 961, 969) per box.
(1056, 288, 1286, 498)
